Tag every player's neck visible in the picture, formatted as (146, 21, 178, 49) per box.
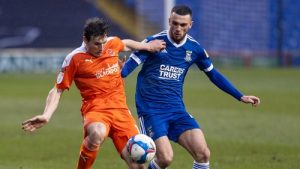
(168, 33, 187, 48)
(168, 31, 186, 45)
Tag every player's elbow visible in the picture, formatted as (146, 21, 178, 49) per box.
(121, 70, 128, 78)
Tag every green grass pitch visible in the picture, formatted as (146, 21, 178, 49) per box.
(0, 68, 299, 169)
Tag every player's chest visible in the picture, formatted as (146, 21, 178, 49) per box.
(157, 47, 195, 66)
(77, 57, 119, 79)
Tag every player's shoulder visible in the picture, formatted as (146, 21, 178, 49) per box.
(152, 30, 168, 39)
(186, 34, 206, 51)
(144, 30, 168, 42)
(107, 36, 121, 42)
(62, 43, 87, 67)
(68, 43, 87, 57)
(185, 34, 209, 58)
(105, 36, 123, 47)
(186, 34, 202, 47)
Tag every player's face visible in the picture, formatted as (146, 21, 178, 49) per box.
(84, 35, 107, 57)
(169, 12, 192, 43)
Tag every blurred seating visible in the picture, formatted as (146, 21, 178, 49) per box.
(0, 0, 132, 48)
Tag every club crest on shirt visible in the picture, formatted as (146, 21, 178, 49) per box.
(107, 49, 115, 56)
(184, 50, 192, 62)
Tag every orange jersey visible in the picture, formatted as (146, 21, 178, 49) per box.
(56, 37, 128, 113)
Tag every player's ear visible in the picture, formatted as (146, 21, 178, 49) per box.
(189, 21, 193, 29)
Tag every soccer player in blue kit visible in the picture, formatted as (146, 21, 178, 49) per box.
(121, 5, 260, 169)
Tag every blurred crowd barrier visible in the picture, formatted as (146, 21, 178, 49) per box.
(0, 49, 132, 73)
(2, 48, 299, 73)
(0, 49, 69, 73)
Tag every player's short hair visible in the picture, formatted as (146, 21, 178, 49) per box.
(83, 17, 109, 42)
(171, 5, 192, 17)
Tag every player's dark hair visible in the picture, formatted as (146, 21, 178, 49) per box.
(171, 5, 192, 17)
(83, 17, 109, 42)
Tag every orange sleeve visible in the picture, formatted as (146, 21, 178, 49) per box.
(56, 55, 77, 90)
(111, 37, 125, 52)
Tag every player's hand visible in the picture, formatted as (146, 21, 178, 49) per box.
(22, 115, 49, 132)
(118, 55, 127, 69)
(148, 39, 166, 52)
(240, 95, 260, 107)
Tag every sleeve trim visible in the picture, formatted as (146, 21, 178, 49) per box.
(130, 53, 142, 65)
(204, 64, 214, 72)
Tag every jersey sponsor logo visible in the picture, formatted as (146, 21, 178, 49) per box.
(95, 63, 119, 79)
(184, 50, 192, 62)
(159, 64, 185, 81)
(56, 72, 64, 84)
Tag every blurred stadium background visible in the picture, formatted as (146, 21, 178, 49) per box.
(1, 0, 300, 72)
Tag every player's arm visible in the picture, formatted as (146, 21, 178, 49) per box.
(205, 68, 243, 100)
(122, 39, 165, 52)
(121, 56, 139, 78)
(121, 51, 150, 78)
(204, 68, 260, 106)
(22, 86, 64, 132)
(196, 48, 260, 106)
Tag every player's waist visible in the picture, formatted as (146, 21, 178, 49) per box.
(136, 91, 183, 101)
(82, 91, 125, 100)
(136, 96, 184, 108)
(81, 96, 128, 114)
(137, 107, 187, 115)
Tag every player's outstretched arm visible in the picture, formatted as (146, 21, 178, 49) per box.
(205, 68, 260, 107)
(22, 87, 64, 132)
(122, 39, 166, 52)
(240, 95, 260, 107)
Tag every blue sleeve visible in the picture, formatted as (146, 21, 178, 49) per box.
(121, 50, 150, 78)
(121, 36, 154, 78)
(205, 68, 243, 101)
(121, 57, 139, 78)
(195, 48, 213, 72)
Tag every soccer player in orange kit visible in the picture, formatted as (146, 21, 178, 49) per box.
(21, 17, 166, 169)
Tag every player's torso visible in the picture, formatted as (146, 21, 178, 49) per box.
(73, 39, 125, 100)
(135, 36, 201, 114)
(74, 54, 121, 94)
(140, 38, 198, 87)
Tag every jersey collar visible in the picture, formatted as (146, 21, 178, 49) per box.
(167, 30, 187, 48)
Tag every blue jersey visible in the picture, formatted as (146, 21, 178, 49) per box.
(131, 30, 213, 115)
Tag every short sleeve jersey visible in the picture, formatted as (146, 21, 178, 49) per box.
(56, 37, 128, 112)
(131, 30, 213, 115)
